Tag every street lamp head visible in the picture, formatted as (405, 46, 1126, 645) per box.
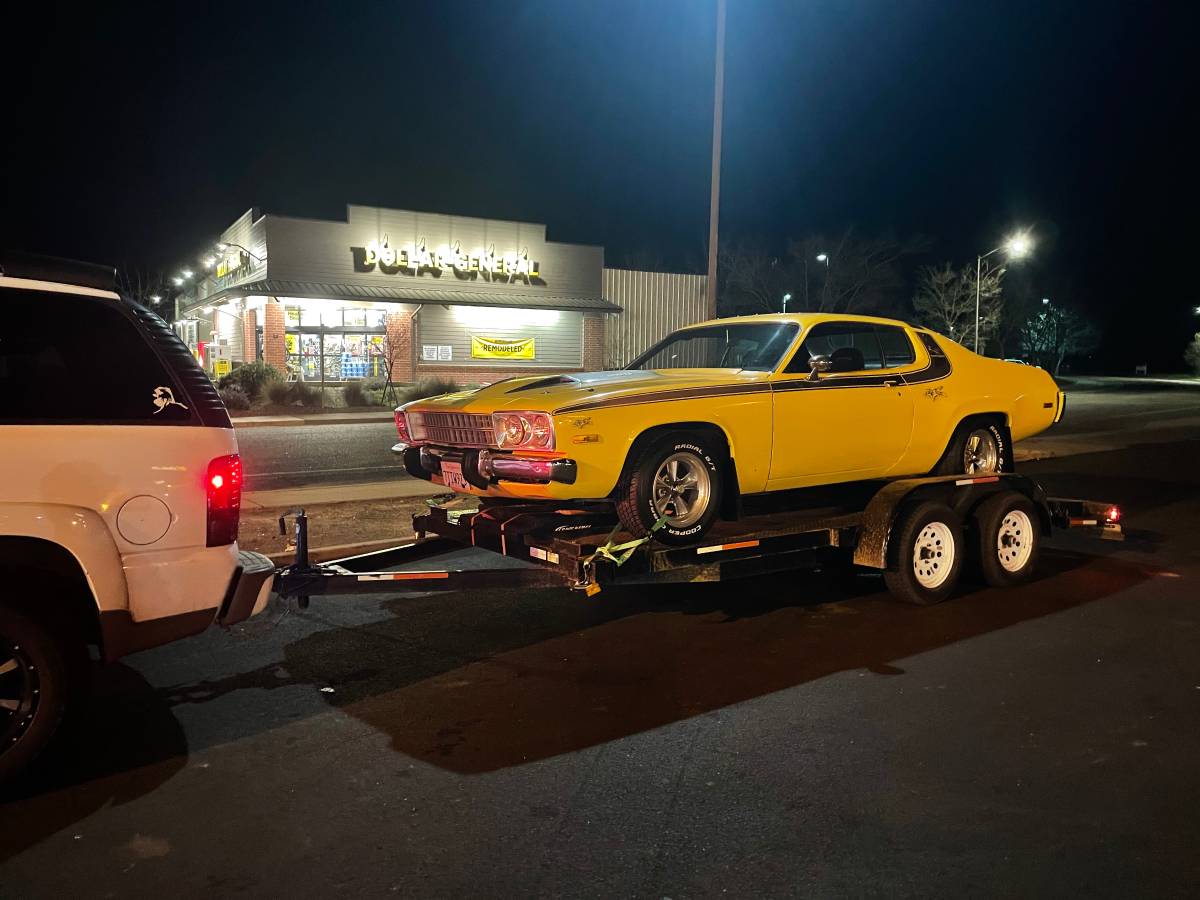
(181, 269, 193, 280)
(149, 294, 162, 303)
(171, 276, 184, 287)
(215, 242, 228, 252)
(782, 293, 792, 302)
(815, 253, 828, 263)
(1004, 231, 1033, 260)
(1194, 305, 1200, 315)
(1042, 297, 1051, 305)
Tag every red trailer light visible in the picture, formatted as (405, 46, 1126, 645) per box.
(206, 454, 242, 546)
(1106, 506, 1121, 523)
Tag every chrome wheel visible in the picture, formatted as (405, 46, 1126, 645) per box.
(912, 521, 955, 589)
(652, 452, 712, 528)
(996, 509, 1034, 573)
(963, 428, 1000, 475)
(0, 637, 39, 753)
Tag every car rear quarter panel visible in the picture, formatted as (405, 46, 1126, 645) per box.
(0, 424, 242, 621)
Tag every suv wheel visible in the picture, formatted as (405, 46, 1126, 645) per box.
(615, 432, 723, 545)
(0, 607, 70, 782)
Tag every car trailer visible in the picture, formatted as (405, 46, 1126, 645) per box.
(262, 473, 1122, 613)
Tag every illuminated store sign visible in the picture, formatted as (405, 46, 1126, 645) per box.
(354, 235, 543, 284)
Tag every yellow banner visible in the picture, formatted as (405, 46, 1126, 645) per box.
(471, 335, 535, 360)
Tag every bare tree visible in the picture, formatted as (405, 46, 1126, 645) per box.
(1019, 305, 1100, 375)
(789, 230, 928, 315)
(1184, 333, 1200, 375)
(116, 267, 171, 317)
(717, 241, 797, 315)
(912, 262, 1005, 350)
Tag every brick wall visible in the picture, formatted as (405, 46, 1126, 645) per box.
(582, 312, 607, 372)
(241, 308, 258, 363)
(385, 311, 415, 383)
(262, 301, 286, 371)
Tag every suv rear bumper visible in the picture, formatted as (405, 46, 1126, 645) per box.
(216, 550, 276, 627)
(99, 550, 275, 660)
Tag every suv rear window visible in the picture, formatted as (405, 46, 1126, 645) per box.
(0, 289, 194, 424)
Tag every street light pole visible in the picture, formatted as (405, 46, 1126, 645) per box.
(974, 231, 1032, 354)
(704, 0, 727, 320)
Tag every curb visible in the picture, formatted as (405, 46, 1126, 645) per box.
(232, 412, 395, 429)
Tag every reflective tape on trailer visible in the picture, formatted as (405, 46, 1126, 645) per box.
(696, 539, 761, 555)
(356, 571, 450, 581)
(529, 546, 560, 564)
(955, 475, 1001, 486)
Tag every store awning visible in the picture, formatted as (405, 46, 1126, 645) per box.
(195, 279, 622, 312)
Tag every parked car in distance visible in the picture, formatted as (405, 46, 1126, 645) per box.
(393, 313, 1065, 545)
(0, 252, 274, 781)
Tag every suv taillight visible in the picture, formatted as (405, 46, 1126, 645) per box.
(206, 454, 242, 546)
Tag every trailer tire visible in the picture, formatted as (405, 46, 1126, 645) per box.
(615, 432, 723, 545)
(883, 501, 964, 605)
(972, 491, 1041, 587)
(0, 607, 72, 783)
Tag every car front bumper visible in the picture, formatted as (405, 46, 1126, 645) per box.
(408, 444, 578, 486)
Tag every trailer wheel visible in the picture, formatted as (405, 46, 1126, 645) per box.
(972, 491, 1041, 587)
(615, 432, 723, 545)
(0, 607, 71, 782)
(883, 501, 964, 605)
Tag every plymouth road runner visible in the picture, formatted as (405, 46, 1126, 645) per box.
(394, 313, 1064, 544)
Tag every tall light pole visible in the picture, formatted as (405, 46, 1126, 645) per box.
(705, 0, 727, 320)
(782, 292, 792, 313)
(975, 231, 1032, 353)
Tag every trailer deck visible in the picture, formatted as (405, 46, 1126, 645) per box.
(261, 473, 1121, 613)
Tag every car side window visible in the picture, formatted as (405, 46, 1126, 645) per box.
(0, 290, 189, 424)
(786, 322, 883, 373)
(874, 325, 916, 367)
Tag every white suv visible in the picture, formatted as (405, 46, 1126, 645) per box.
(0, 253, 274, 780)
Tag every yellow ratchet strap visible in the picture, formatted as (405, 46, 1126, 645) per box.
(588, 515, 669, 567)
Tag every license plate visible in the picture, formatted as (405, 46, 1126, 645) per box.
(440, 460, 472, 493)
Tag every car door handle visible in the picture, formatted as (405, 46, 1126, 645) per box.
(882, 379, 898, 387)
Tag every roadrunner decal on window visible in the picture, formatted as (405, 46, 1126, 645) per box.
(151, 386, 189, 415)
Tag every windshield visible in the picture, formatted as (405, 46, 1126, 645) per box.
(628, 322, 799, 372)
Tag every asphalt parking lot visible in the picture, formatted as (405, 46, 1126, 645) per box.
(3, 432, 1199, 896)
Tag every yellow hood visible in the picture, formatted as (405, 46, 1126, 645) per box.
(408, 369, 771, 415)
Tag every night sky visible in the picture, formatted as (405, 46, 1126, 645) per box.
(4, 1, 1195, 369)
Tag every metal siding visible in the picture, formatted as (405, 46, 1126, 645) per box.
(602, 268, 709, 368)
(416, 304, 583, 369)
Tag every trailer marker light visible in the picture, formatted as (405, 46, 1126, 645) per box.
(1106, 506, 1121, 522)
(697, 539, 760, 555)
(530, 546, 560, 564)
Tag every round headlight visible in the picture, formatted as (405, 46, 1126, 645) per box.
(501, 414, 527, 446)
(529, 417, 552, 448)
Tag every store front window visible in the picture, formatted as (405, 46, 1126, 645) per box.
(282, 302, 388, 381)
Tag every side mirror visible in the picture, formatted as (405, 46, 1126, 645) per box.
(808, 354, 832, 381)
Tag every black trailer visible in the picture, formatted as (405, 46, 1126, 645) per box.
(260, 473, 1121, 615)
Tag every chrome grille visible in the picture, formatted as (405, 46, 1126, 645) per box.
(419, 411, 495, 447)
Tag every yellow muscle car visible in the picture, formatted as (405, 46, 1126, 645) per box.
(394, 313, 1064, 544)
